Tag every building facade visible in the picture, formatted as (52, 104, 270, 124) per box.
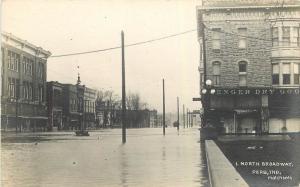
(197, 0, 300, 134)
(1, 32, 51, 131)
(83, 87, 97, 129)
(46, 80, 97, 130)
(47, 81, 64, 130)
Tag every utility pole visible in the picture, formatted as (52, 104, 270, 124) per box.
(162, 79, 165, 136)
(183, 104, 185, 128)
(187, 108, 189, 128)
(121, 31, 126, 143)
(177, 97, 179, 131)
(15, 82, 19, 133)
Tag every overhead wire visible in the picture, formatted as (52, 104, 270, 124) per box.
(50, 29, 197, 58)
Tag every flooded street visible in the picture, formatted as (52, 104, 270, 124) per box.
(1, 128, 209, 187)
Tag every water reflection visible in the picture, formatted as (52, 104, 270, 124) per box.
(120, 145, 129, 187)
(2, 128, 209, 187)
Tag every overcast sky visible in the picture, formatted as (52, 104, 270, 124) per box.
(2, 0, 201, 113)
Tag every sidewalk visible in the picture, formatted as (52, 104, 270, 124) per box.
(205, 140, 248, 187)
(215, 134, 300, 187)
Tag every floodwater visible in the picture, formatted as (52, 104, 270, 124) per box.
(1, 128, 209, 187)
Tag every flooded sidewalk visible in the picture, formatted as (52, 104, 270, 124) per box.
(1, 128, 209, 187)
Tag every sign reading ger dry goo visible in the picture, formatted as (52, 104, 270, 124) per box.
(213, 88, 300, 95)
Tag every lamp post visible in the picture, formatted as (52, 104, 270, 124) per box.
(201, 79, 215, 127)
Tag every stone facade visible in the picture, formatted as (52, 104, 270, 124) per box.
(197, 0, 300, 134)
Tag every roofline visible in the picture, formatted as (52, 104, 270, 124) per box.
(2, 31, 52, 57)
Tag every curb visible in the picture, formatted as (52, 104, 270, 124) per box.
(205, 140, 249, 187)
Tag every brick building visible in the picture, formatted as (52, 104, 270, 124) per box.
(1, 32, 51, 131)
(83, 87, 97, 129)
(47, 81, 63, 130)
(197, 0, 300, 134)
(46, 79, 97, 130)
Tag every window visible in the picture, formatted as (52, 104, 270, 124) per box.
(282, 27, 290, 46)
(238, 28, 247, 48)
(212, 62, 220, 85)
(294, 63, 299, 84)
(39, 86, 44, 102)
(7, 51, 20, 71)
(272, 27, 279, 46)
(293, 27, 300, 47)
(239, 61, 247, 73)
(272, 63, 279, 85)
(212, 28, 221, 50)
(239, 61, 247, 86)
(8, 78, 15, 98)
(283, 63, 291, 84)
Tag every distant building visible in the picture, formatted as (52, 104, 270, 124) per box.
(1, 32, 51, 131)
(47, 81, 64, 130)
(83, 87, 97, 129)
(46, 79, 97, 130)
(197, 0, 300, 134)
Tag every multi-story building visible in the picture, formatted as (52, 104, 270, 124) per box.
(46, 78, 97, 130)
(61, 83, 84, 130)
(197, 0, 300, 134)
(83, 87, 97, 129)
(47, 81, 64, 130)
(1, 32, 51, 131)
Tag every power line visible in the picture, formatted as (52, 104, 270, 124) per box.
(50, 29, 196, 58)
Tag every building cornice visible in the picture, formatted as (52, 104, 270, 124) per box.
(1, 32, 51, 58)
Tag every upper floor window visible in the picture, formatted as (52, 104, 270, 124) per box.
(272, 63, 279, 85)
(23, 57, 33, 76)
(212, 61, 220, 85)
(8, 78, 19, 98)
(212, 28, 221, 50)
(8, 50, 20, 72)
(294, 63, 299, 85)
(282, 27, 290, 46)
(238, 28, 247, 48)
(293, 27, 300, 47)
(272, 27, 279, 46)
(238, 61, 247, 86)
(282, 63, 291, 84)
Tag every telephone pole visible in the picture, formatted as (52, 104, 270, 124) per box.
(177, 97, 179, 131)
(121, 31, 126, 143)
(183, 104, 185, 128)
(162, 79, 165, 136)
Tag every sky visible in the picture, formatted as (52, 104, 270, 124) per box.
(2, 0, 202, 113)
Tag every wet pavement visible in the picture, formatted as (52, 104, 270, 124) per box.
(1, 128, 209, 187)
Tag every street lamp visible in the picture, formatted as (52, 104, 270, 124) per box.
(201, 79, 215, 127)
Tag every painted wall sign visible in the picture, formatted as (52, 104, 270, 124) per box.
(211, 88, 300, 95)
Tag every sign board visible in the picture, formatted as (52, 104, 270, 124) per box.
(210, 88, 300, 96)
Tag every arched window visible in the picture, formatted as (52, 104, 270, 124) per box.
(238, 61, 247, 86)
(212, 61, 221, 85)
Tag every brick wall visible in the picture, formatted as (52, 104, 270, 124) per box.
(204, 20, 272, 88)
